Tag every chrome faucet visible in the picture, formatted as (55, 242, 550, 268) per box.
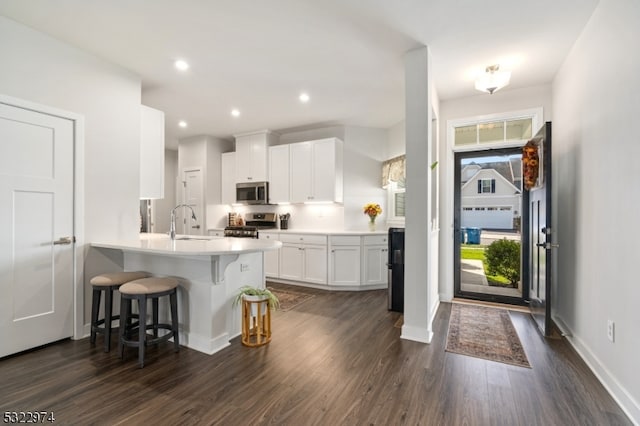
(170, 204, 197, 240)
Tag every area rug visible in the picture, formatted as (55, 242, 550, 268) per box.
(267, 286, 315, 311)
(445, 303, 531, 368)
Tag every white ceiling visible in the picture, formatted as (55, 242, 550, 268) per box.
(0, 0, 598, 149)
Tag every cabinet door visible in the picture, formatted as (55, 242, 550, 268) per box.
(330, 245, 360, 286)
(289, 142, 312, 203)
(140, 105, 165, 199)
(303, 244, 328, 284)
(235, 135, 267, 183)
(221, 152, 236, 204)
(312, 139, 336, 202)
(280, 243, 304, 281)
(363, 245, 388, 285)
(268, 145, 290, 203)
(260, 232, 280, 278)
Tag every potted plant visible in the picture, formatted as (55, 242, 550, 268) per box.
(234, 285, 280, 314)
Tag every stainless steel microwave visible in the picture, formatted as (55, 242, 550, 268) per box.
(236, 181, 269, 205)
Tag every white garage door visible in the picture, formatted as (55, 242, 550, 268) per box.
(462, 207, 512, 229)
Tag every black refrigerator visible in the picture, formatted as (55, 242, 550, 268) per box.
(388, 227, 405, 312)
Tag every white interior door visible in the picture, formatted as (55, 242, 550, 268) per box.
(0, 103, 74, 358)
(181, 168, 204, 235)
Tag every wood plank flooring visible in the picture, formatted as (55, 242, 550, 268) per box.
(0, 284, 631, 425)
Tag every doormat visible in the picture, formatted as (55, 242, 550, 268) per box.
(267, 286, 315, 312)
(446, 303, 531, 368)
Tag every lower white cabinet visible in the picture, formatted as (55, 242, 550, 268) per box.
(330, 236, 361, 286)
(208, 229, 224, 238)
(260, 232, 280, 278)
(362, 235, 388, 286)
(279, 234, 327, 285)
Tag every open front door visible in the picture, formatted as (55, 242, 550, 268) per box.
(524, 122, 554, 336)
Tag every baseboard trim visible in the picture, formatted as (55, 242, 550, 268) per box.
(400, 324, 433, 344)
(554, 314, 639, 424)
(179, 331, 230, 356)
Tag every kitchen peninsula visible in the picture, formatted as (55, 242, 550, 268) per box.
(91, 234, 281, 355)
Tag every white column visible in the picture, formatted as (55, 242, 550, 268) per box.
(401, 46, 434, 343)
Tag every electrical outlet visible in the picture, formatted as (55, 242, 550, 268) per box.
(240, 264, 250, 272)
(607, 320, 615, 342)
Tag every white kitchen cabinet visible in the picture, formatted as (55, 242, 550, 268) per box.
(234, 130, 276, 183)
(140, 105, 165, 199)
(279, 234, 327, 284)
(362, 235, 388, 286)
(268, 144, 290, 203)
(290, 138, 343, 203)
(259, 232, 280, 278)
(329, 236, 361, 286)
(221, 152, 236, 204)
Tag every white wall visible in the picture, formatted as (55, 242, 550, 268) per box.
(552, 0, 640, 421)
(0, 16, 143, 326)
(438, 84, 552, 301)
(387, 120, 406, 159)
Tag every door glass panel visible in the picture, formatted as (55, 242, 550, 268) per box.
(456, 150, 523, 301)
(506, 118, 532, 140)
(478, 121, 504, 143)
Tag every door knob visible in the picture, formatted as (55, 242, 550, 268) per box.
(536, 242, 559, 249)
(53, 236, 73, 245)
(192, 225, 201, 229)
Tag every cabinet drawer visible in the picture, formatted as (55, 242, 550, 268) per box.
(259, 232, 279, 241)
(363, 235, 388, 246)
(330, 235, 361, 246)
(280, 233, 327, 245)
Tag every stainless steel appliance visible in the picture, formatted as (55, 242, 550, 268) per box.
(224, 212, 277, 238)
(388, 227, 405, 312)
(236, 181, 269, 205)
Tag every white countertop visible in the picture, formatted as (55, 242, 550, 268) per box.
(208, 228, 388, 236)
(92, 233, 282, 256)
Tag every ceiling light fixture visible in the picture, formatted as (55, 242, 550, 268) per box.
(299, 92, 310, 103)
(178, 120, 188, 128)
(231, 109, 240, 117)
(475, 64, 510, 94)
(174, 60, 189, 71)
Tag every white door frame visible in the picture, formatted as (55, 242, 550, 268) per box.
(0, 94, 85, 341)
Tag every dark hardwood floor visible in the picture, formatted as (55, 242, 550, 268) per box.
(0, 284, 630, 425)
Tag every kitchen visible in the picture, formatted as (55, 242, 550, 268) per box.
(1, 1, 638, 424)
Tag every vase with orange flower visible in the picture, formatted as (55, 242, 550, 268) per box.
(363, 203, 382, 232)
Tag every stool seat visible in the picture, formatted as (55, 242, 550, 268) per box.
(90, 271, 149, 352)
(118, 277, 180, 368)
(119, 277, 179, 295)
(90, 271, 149, 286)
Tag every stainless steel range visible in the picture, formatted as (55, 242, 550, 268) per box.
(224, 212, 277, 238)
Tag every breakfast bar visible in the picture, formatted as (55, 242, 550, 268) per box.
(91, 234, 282, 355)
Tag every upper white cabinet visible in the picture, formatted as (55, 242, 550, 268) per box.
(234, 130, 277, 183)
(290, 138, 343, 203)
(221, 152, 236, 205)
(268, 144, 290, 203)
(140, 105, 165, 199)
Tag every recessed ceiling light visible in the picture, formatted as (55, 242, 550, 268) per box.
(231, 109, 240, 117)
(178, 120, 188, 128)
(299, 92, 310, 103)
(174, 60, 189, 71)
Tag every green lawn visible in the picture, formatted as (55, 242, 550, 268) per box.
(460, 245, 512, 286)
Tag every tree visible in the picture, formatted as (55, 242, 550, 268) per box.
(485, 239, 520, 286)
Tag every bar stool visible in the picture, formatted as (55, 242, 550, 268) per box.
(118, 277, 180, 368)
(90, 271, 149, 352)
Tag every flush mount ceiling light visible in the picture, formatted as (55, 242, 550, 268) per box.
(475, 64, 510, 94)
(231, 109, 240, 117)
(174, 59, 189, 71)
(178, 120, 188, 128)
(299, 92, 310, 103)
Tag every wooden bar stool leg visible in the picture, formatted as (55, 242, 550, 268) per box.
(138, 295, 147, 368)
(90, 288, 101, 345)
(170, 290, 179, 352)
(152, 297, 159, 339)
(104, 287, 113, 352)
(118, 296, 128, 359)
